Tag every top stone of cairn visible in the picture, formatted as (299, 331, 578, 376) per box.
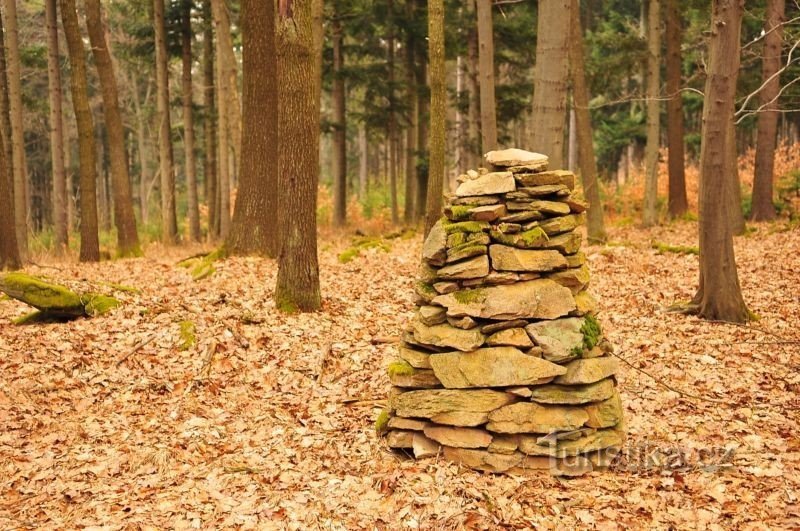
(484, 148, 549, 170)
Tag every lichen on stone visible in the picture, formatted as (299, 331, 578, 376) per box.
(387, 359, 415, 377)
(442, 220, 490, 234)
(179, 320, 197, 350)
(580, 314, 602, 351)
(83, 294, 121, 316)
(375, 409, 390, 434)
(452, 288, 486, 304)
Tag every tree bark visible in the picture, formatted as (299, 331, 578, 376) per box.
(404, 19, 417, 224)
(85, 0, 141, 257)
(751, 0, 785, 221)
(569, 0, 606, 243)
(530, 0, 570, 168)
(2, 0, 27, 257)
(665, 0, 688, 217)
(274, 0, 323, 312)
(466, 0, 480, 167)
(387, 0, 399, 225)
(182, 0, 201, 241)
(358, 122, 368, 199)
(226, 0, 280, 257)
(425, 0, 446, 235)
(727, 117, 745, 235)
(332, 16, 347, 226)
(203, 0, 218, 239)
(476, 0, 497, 154)
(45, 0, 68, 253)
(154, 0, 178, 243)
(211, 0, 241, 185)
(211, 0, 232, 238)
(692, 0, 748, 323)
(415, 0, 429, 221)
(0, 7, 18, 269)
(60, 0, 100, 262)
(643, 0, 661, 227)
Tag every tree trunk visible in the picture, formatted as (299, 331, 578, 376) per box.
(425, 0, 446, 235)
(274, 0, 323, 313)
(387, 0, 399, 225)
(727, 117, 745, 234)
(60, 0, 100, 262)
(182, 0, 201, 241)
(691, 0, 748, 323)
(45, 0, 68, 253)
(643, 0, 661, 227)
(211, 0, 241, 185)
(404, 19, 417, 224)
(476, 0, 497, 154)
(226, 0, 279, 257)
(332, 16, 347, 226)
(530, 0, 570, 168)
(0, 7, 18, 268)
(415, 1, 429, 221)
(569, 0, 606, 243)
(2, 0, 27, 257)
(751, 0, 785, 221)
(154, 0, 178, 243)
(211, 0, 231, 238)
(358, 122, 368, 199)
(567, 107, 577, 172)
(85, 0, 141, 257)
(203, 0, 218, 240)
(466, 0, 480, 166)
(665, 0, 688, 217)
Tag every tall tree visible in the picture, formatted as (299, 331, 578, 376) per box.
(61, 0, 100, 262)
(226, 0, 279, 256)
(85, 0, 141, 257)
(203, 0, 218, 239)
(0, 9, 18, 270)
(45, 0, 68, 253)
(332, 14, 347, 226)
(387, 0, 399, 225)
(182, 0, 201, 241)
(476, 0, 497, 154)
(751, 0, 785, 221)
(274, 0, 323, 312)
(642, 0, 661, 227)
(569, 0, 606, 243)
(211, 0, 231, 238)
(414, 0, 429, 221)
(690, 0, 748, 323)
(530, 0, 570, 168)
(665, 0, 687, 217)
(2, 0, 27, 257)
(403, 13, 418, 224)
(424, 0, 445, 235)
(211, 0, 241, 182)
(154, 0, 178, 243)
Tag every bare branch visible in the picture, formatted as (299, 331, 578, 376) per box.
(736, 38, 800, 114)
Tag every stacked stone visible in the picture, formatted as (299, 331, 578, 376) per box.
(378, 148, 624, 476)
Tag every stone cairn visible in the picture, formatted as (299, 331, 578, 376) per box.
(377, 148, 625, 476)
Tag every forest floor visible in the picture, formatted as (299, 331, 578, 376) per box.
(1, 220, 799, 530)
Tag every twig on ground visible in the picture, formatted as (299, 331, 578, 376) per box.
(116, 335, 157, 366)
(371, 335, 399, 345)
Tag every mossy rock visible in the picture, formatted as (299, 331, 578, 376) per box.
(442, 220, 491, 234)
(179, 320, 197, 350)
(0, 273, 85, 317)
(83, 294, 121, 316)
(375, 409, 391, 435)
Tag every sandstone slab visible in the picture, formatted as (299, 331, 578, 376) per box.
(422, 219, 447, 266)
(539, 213, 585, 235)
(486, 327, 534, 348)
(554, 357, 619, 385)
(442, 446, 523, 473)
(485, 149, 548, 169)
(490, 245, 567, 272)
(412, 320, 485, 352)
(430, 346, 566, 388)
(584, 391, 623, 428)
(437, 255, 490, 280)
(487, 402, 589, 434)
(412, 433, 441, 458)
(529, 378, 616, 405)
(455, 172, 515, 197)
(418, 305, 447, 326)
(388, 417, 430, 431)
(525, 317, 585, 363)
(515, 170, 575, 190)
(393, 389, 516, 420)
(423, 425, 493, 448)
(547, 264, 590, 294)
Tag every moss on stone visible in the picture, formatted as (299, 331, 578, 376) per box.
(519, 227, 549, 246)
(0, 273, 85, 316)
(388, 359, 415, 378)
(581, 314, 602, 351)
(443, 220, 490, 234)
(13, 311, 46, 325)
(83, 294, 121, 316)
(375, 408, 391, 435)
(179, 320, 197, 350)
(651, 241, 699, 256)
(416, 281, 436, 297)
(452, 288, 486, 304)
(447, 205, 473, 221)
(338, 237, 391, 263)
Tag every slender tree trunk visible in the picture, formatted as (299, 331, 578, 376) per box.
(530, 0, 570, 168)
(476, 0, 497, 154)
(425, 0, 446, 235)
(226, 0, 279, 256)
(131, 75, 151, 225)
(203, 0, 218, 240)
(332, 16, 347, 226)
(274, 0, 323, 312)
(691, 0, 748, 323)
(211, 0, 241, 183)
(569, 0, 606, 243)
(665, 0, 688, 217)
(643, 0, 661, 227)
(85, 0, 141, 257)
(154, 0, 178, 243)
(387, 0, 399, 224)
(0, 8, 18, 269)
(358, 122, 368, 199)
(415, 1, 429, 221)
(728, 117, 745, 234)
(182, 0, 200, 241)
(404, 20, 417, 224)
(751, 0, 785, 221)
(61, 0, 99, 262)
(45, 0, 68, 253)
(211, 0, 231, 238)
(567, 107, 577, 172)
(466, 0, 480, 165)
(2, 0, 27, 257)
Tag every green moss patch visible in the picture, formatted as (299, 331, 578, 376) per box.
(453, 288, 486, 304)
(442, 220, 490, 234)
(0, 273, 85, 316)
(580, 314, 602, 351)
(375, 409, 390, 435)
(446, 205, 473, 221)
(387, 359, 415, 378)
(338, 236, 391, 263)
(83, 294, 121, 316)
(179, 320, 197, 350)
(651, 241, 699, 256)
(519, 227, 549, 246)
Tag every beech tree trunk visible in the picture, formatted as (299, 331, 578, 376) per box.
(211, 0, 231, 238)
(476, 0, 497, 154)
(226, 0, 279, 257)
(2, 0, 27, 257)
(60, 0, 100, 262)
(182, 0, 200, 241)
(692, 0, 749, 323)
(404, 20, 417, 224)
(358, 122, 368, 199)
(466, 0, 480, 166)
(332, 16, 347, 226)
(643, 0, 661, 227)
(211, 0, 241, 182)
(751, 0, 785, 221)
(415, 0, 429, 221)
(569, 0, 606, 243)
(85, 0, 141, 257)
(387, 0, 399, 225)
(203, 0, 218, 239)
(728, 117, 745, 235)
(530, 0, 570, 168)
(154, 0, 178, 243)
(665, 0, 688, 217)
(0, 7, 18, 269)
(45, 0, 68, 253)
(274, 0, 323, 312)
(425, 0, 446, 235)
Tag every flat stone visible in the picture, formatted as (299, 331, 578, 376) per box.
(571, 290, 597, 316)
(461, 271, 520, 287)
(433, 281, 459, 295)
(412, 433, 441, 458)
(490, 245, 568, 272)
(437, 255, 490, 280)
(433, 279, 577, 321)
(388, 417, 430, 431)
(519, 272, 541, 281)
(446, 242, 487, 264)
(515, 170, 575, 190)
(554, 357, 619, 385)
(563, 195, 589, 213)
(389, 368, 441, 388)
(442, 446, 523, 473)
(486, 328, 534, 348)
(507, 386, 533, 397)
(387, 430, 414, 448)
(565, 252, 586, 268)
(430, 411, 489, 427)
(485, 149, 548, 168)
(490, 228, 549, 249)
(414, 282, 437, 304)
(480, 319, 529, 335)
(540, 232, 582, 254)
(447, 232, 467, 247)
(418, 305, 447, 326)
(450, 195, 500, 206)
(525, 317, 585, 363)
(538, 213, 585, 235)
(526, 200, 571, 216)
(498, 211, 543, 223)
(429, 347, 566, 388)
(519, 428, 624, 457)
(443, 221, 491, 234)
(529, 378, 616, 405)
(393, 389, 516, 421)
(412, 320, 485, 352)
(422, 219, 447, 266)
(418, 263, 438, 282)
(547, 264, 590, 294)
(447, 315, 479, 330)
(455, 171, 515, 197)
(487, 402, 589, 434)
(584, 391, 623, 428)
(488, 434, 520, 454)
(423, 425, 493, 448)
(509, 455, 594, 476)
(470, 204, 507, 222)
(402, 331, 448, 353)
(496, 222, 522, 233)
(515, 184, 570, 197)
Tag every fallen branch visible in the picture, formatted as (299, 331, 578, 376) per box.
(116, 335, 158, 366)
